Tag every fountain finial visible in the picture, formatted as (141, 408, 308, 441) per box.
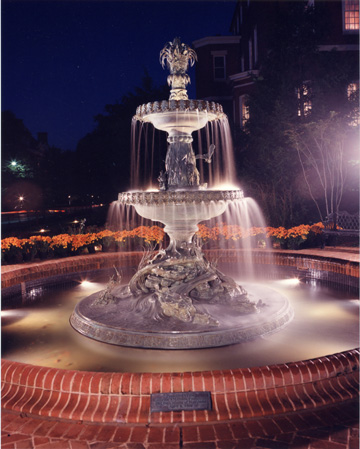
(160, 37, 197, 101)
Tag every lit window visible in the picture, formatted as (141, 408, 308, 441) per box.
(297, 83, 312, 118)
(343, 0, 359, 31)
(213, 56, 226, 80)
(240, 95, 250, 129)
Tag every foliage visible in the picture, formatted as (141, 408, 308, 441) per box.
(73, 72, 169, 201)
(1, 222, 327, 264)
(235, 2, 359, 227)
(1, 110, 78, 210)
(288, 111, 358, 221)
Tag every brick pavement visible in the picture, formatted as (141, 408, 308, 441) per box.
(1, 398, 358, 448)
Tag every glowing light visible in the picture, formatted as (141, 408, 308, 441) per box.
(73, 220, 79, 224)
(211, 183, 241, 191)
(1, 309, 27, 319)
(40, 229, 46, 233)
(80, 280, 92, 288)
(19, 196, 24, 201)
(11, 161, 17, 166)
(277, 278, 301, 286)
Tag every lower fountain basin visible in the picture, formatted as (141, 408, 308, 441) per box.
(70, 283, 293, 349)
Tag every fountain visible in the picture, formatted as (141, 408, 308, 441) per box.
(70, 38, 293, 349)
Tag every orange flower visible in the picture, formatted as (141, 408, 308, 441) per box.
(1, 237, 23, 250)
(50, 234, 73, 249)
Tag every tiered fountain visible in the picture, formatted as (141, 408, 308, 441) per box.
(70, 38, 293, 349)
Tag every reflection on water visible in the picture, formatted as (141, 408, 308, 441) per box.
(2, 276, 359, 373)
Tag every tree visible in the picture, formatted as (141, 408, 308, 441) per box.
(235, 2, 359, 226)
(2, 110, 78, 210)
(289, 111, 358, 221)
(73, 72, 169, 202)
(2, 111, 36, 179)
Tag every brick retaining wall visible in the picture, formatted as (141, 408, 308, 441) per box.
(2, 249, 358, 290)
(1, 350, 359, 425)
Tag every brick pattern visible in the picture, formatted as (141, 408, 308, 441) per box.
(1, 398, 358, 448)
(2, 349, 359, 425)
(1, 250, 359, 447)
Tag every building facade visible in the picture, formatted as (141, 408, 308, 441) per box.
(193, 0, 359, 128)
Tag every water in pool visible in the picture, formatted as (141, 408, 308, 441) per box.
(2, 273, 358, 373)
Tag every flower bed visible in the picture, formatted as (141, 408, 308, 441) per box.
(1, 223, 325, 265)
(197, 222, 325, 250)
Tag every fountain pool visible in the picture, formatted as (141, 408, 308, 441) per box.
(2, 261, 358, 373)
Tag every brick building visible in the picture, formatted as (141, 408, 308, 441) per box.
(193, 0, 359, 128)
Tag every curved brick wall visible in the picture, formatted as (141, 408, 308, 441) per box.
(2, 249, 358, 289)
(1, 250, 359, 426)
(2, 350, 359, 424)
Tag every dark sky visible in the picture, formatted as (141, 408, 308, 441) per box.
(2, 0, 237, 150)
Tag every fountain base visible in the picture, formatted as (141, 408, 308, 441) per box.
(70, 283, 293, 349)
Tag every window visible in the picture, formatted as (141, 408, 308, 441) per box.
(297, 83, 312, 118)
(240, 95, 250, 129)
(343, 0, 359, 31)
(213, 55, 226, 80)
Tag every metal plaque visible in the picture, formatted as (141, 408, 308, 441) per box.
(150, 391, 212, 413)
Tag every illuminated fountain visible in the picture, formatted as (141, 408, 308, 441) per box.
(70, 38, 294, 348)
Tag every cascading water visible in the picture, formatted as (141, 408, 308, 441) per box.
(70, 38, 294, 349)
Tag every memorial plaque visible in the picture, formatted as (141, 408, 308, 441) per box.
(150, 391, 212, 413)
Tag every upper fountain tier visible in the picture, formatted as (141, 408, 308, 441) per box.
(134, 99, 225, 135)
(133, 38, 225, 135)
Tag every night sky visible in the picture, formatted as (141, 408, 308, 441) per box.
(2, 0, 237, 151)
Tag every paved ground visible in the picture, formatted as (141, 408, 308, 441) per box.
(1, 398, 359, 449)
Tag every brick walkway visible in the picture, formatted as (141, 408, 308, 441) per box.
(2, 398, 359, 448)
